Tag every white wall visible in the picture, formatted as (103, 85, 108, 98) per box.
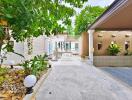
(3, 35, 46, 65)
(3, 41, 25, 64)
(44, 36, 50, 55)
(88, 30, 94, 64)
(24, 35, 45, 60)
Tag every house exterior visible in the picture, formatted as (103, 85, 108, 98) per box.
(87, 0, 132, 66)
(2, 34, 80, 65)
(93, 31, 132, 56)
(45, 34, 80, 56)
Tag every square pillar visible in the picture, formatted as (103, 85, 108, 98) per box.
(88, 30, 94, 64)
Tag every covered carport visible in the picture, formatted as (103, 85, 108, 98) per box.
(88, 0, 132, 64)
(87, 0, 132, 88)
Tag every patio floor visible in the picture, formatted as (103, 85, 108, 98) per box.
(35, 56, 132, 100)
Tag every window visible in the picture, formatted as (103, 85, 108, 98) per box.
(75, 43, 79, 51)
(66, 43, 69, 51)
(58, 42, 61, 48)
(125, 41, 130, 50)
(97, 42, 102, 50)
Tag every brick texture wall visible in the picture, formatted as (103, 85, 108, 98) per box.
(93, 31, 132, 56)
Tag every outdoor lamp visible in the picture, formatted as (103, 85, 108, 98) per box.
(125, 41, 128, 44)
(24, 75, 37, 94)
(8, 60, 15, 69)
(111, 41, 114, 44)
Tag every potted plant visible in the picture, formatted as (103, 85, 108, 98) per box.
(107, 43, 121, 56)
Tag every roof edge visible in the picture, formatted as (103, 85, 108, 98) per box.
(87, 0, 121, 30)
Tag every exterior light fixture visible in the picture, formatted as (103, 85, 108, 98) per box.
(125, 34, 131, 37)
(8, 60, 15, 69)
(125, 41, 128, 44)
(111, 41, 114, 44)
(111, 34, 116, 37)
(98, 34, 103, 37)
(24, 75, 37, 94)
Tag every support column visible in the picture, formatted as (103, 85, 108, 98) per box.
(88, 30, 94, 64)
(80, 32, 89, 58)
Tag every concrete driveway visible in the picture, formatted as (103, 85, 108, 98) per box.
(100, 67, 132, 88)
(36, 56, 132, 100)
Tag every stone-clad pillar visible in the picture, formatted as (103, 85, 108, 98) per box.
(80, 32, 89, 58)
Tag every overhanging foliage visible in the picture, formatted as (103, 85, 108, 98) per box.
(0, 0, 87, 41)
(74, 6, 106, 35)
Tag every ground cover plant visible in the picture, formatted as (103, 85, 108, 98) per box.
(0, 54, 48, 99)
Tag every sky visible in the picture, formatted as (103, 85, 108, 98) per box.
(60, 0, 115, 27)
(87, 0, 115, 7)
(77, 0, 115, 13)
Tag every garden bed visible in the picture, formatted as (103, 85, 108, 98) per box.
(0, 54, 48, 100)
(0, 67, 48, 100)
(0, 67, 26, 99)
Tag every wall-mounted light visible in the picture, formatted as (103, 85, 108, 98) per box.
(125, 41, 128, 44)
(125, 34, 131, 37)
(111, 41, 114, 44)
(98, 34, 103, 37)
(111, 34, 116, 37)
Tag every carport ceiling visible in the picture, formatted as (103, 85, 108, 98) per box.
(89, 0, 132, 30)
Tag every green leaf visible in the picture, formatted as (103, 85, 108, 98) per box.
(74, 6, 106, 35)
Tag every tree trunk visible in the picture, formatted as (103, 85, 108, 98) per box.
(0, 41, 3, 68)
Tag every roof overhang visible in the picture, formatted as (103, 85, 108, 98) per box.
(88, 0, 132, 30)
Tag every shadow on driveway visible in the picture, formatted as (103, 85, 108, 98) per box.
(100, 67, 132, 88)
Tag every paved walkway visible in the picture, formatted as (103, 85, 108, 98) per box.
(36, 56, 132, 100)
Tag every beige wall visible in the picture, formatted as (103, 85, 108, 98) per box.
(94, 56, 132, 67)
(80, 32, 89, 57)
(93, 31, 132, 56)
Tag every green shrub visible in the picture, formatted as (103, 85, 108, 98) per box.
(20, 54, 48, 76)
(107, 43, 121, 56)
(127, 52, 132, 56)
(0, 76, 5, 85)
(0, 67, 8, 75)
(124, 50, 132, 56)
(0, 68, 8, 86)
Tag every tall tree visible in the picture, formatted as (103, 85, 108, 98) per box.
(74, 6, 106, 35)
(0, 0, 88, 66)
(0, 0, 88, 41)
